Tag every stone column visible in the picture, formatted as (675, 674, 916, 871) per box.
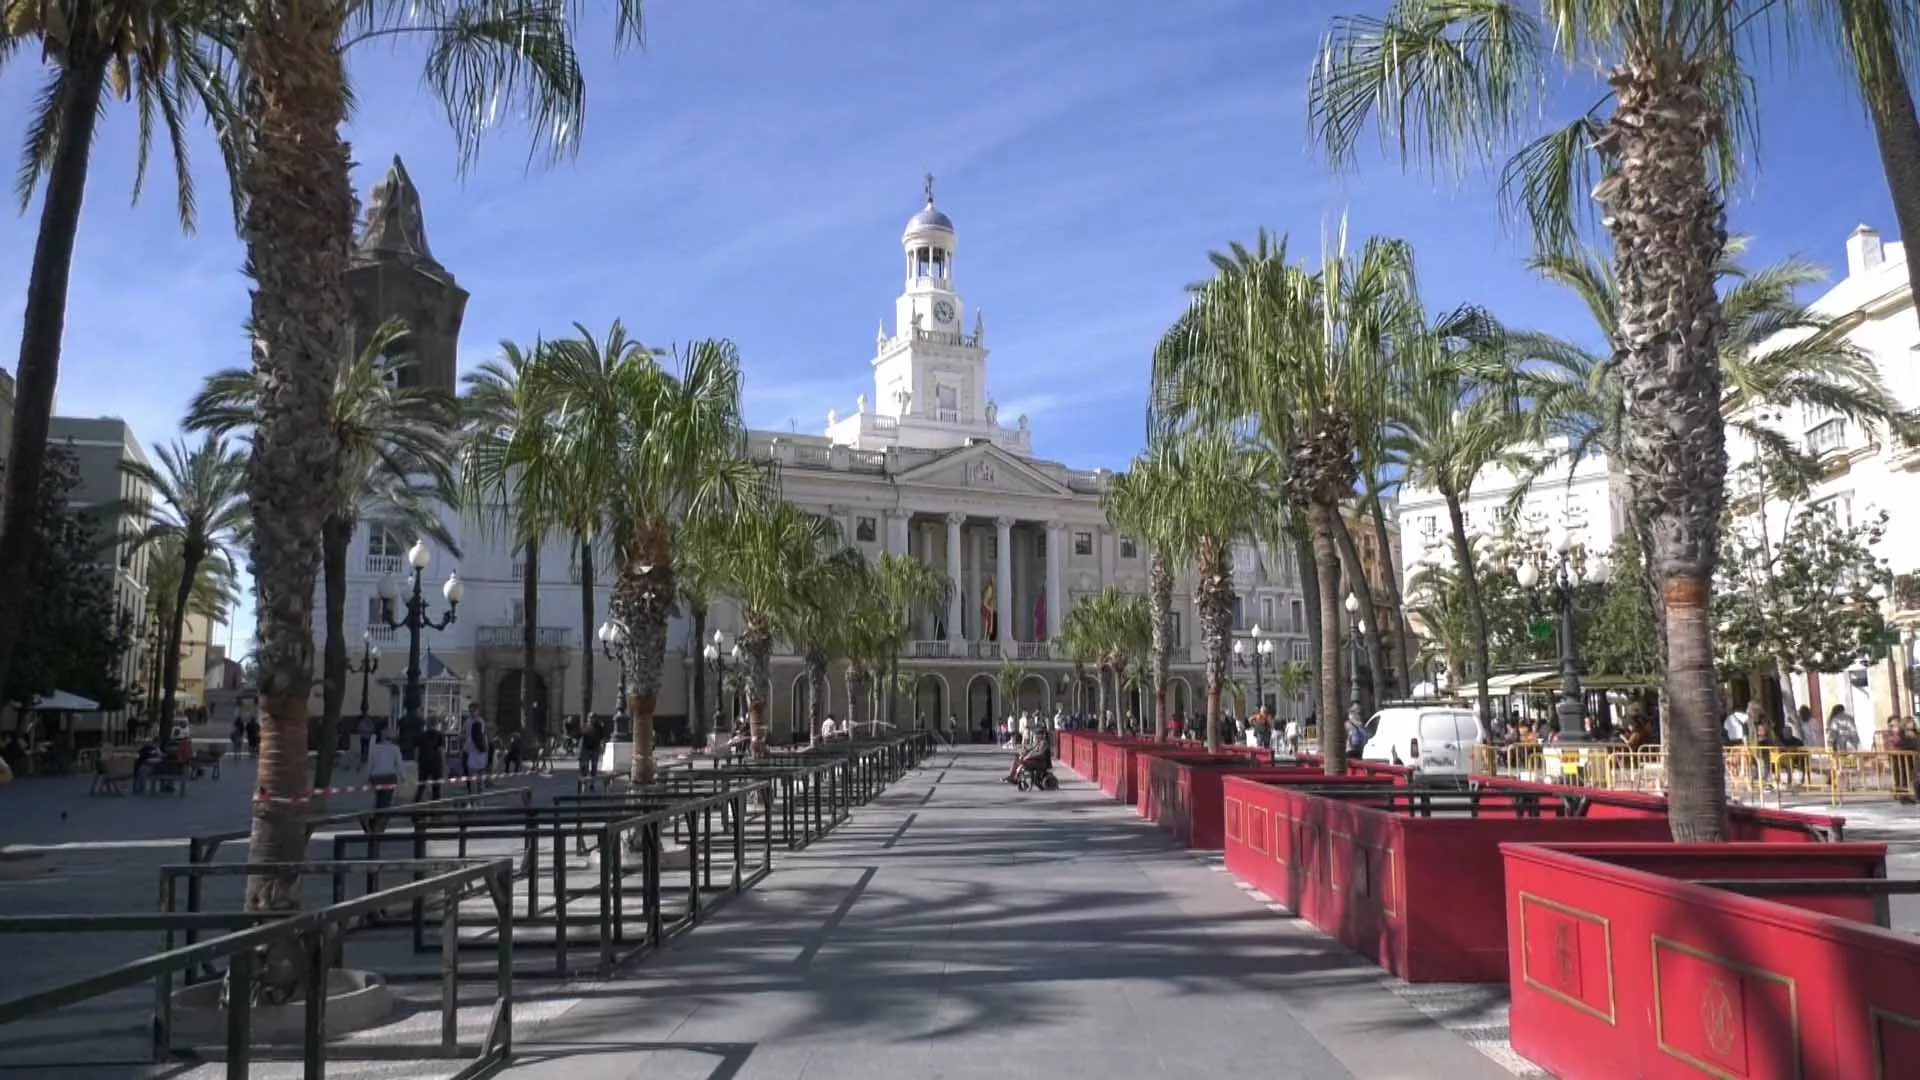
(968, 530, 984, 641)
(886, 509, 910, 557)
(1046, 521, 1065, 641)
(946, 513, 965, 657)
(919, 522, 937, 639)
(995, 517, 1015, 654)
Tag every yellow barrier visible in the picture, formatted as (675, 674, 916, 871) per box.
(1471, 742, 1918, 806)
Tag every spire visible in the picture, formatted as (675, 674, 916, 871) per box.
(357, 155, 445, 272)
(924, 171, 936, 207)
(973, 308, 985, 344)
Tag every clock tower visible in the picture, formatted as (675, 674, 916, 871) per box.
(873, 175, 989, 429)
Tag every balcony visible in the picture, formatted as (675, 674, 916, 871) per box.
(910, 640, 947, 658)
(1807, 418, 1848, 458)
(365, 554, 401, 575)
(1013, 641, 1053, 661)
(476, 625, 573, 650)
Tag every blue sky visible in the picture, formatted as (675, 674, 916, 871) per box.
(0, 0, 1903, 649)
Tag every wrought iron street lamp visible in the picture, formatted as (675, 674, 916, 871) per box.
(1234, 625, 1276, 715)
(597, 619, 631, 741)
(345, 630, 381, 724)
(702, 630, 730, 733)
(1515, 528, 1609, 737)
(378, 540, 463, 759)
(1344, 593, 1365, 727)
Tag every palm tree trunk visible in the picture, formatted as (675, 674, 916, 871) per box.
(1443, 491, 1495, 739)
(1308, 501, 1348, 775)
(162, 546, 202, 731)
(1330, 510, 1390, 710)
(689, 601, 708, 747)
(314, 516, 351, 791)
(236, 1, 355, 996)
(621, 524, 676, 783)
(1149, 553, 1173, 740)
(0, 50, 109, 716)
(1598, 60, 1730, 842)
(1857, 32, 1920, 332)
(577, 537, 595, 742)
(1368, 493, 1414, 700)
(740, 625, 772, 759)
(519, 540, 539, 738)
(1293, 525, 1325, 723)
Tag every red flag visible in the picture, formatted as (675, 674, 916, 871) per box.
(1034, 594, 1046, 639)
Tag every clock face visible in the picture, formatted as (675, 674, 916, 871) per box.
(932, 300, 955, 325)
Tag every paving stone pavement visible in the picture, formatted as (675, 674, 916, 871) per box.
(481, 746, 1519, 1080)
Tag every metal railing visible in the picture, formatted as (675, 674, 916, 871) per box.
(0, 857, 515, 1078)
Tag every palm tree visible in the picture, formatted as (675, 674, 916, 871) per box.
(718, 502, 838, 756)
(539, 323, 659, 741)
(0, 0, 231, 725)
(529, 338, 763, 782)
(1154, 228, 1419, 773)
(119, 436, 248, 731)
(996, 657, 1029, 718)
(187, 323, 458, 788)
(232, 0, 618, 935)
(1077, 586, 1151, 731)
(673, 513, 729, 744)
(873, 553, 951, 728)
(1384, 307, 1532, 736)
(1104, 441, 1182, 740)
(140, 532, 241, 728)
(1308, 0, 1785, 835)
(460, 342, 571, 753)
(785, 546, 869, 742)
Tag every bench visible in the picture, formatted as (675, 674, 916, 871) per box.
(144, 758, 191, 797)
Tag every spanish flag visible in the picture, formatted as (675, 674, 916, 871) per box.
(982, 583, 997, 641)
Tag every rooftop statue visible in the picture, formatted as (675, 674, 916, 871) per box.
(358, 156, 437, 264)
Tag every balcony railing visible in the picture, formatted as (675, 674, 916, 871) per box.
(910, 640, 947, 658)
(1013, 641, 1052, 661)
(477, 625, 573, 649)
(967, 641, 1001, 661)
(365, 554, 401, 575)
(367, 626, 397, 645)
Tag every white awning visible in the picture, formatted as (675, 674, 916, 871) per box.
(30, 690, 100, 712)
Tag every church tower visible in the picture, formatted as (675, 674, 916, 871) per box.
(872, 175, 990, 427)
(347, 156, 468, 395)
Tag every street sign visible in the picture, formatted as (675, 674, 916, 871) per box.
(1863, 630, 1902, 647)
(1527, 618, 1555, 642)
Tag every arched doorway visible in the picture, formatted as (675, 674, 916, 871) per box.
(495, 669, 550, 735)
(913, 673, 948, 731)
(964, 673, 996, 742)
(788, 673, 814, 742)
(1169, 677, 1194, 724)
(1017, 674, 1050, 714)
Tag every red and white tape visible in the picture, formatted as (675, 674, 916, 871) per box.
(251, 768, 539, 805)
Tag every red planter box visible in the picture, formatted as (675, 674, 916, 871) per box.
(1095, 739, 1161, 801)
(1471, 775, 1846, 842)
(1133, 747, 1274, 820)
(1221, 780, 1678, 982)
(1295, 752, 1419, 785)
(1501, 842, 1904, 1079)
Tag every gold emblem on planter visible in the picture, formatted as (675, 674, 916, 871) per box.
(1702, 977, 1738, 1057)
(1554, 922, 1576, 987)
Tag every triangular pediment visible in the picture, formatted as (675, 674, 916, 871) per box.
(895, 443, 1071, 497)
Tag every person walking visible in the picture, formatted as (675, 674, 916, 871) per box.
(462, 704, 490, 792)
(367, 727, 404, 812)
(412, 727, 445, 804)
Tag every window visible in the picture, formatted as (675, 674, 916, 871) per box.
(1419, 515, 1438, 539)
(1232, 596, 1245, 629)
(1119, 535, 1138, 559)
(1073, 531, 1094, 556)
(509, 599, 527, 625)
(935, 384, 960, 423)
(1261, 597, 1274, 628)
(1807, 418, 1847, 456)
(365, 597, 387, 624)
(366, 523, 410, 574)
(1290, 599, 1304, 634)
(1816, 493, 1856, 529)
(1170, 613, 1183, 647)
(856, 516, 877, 543)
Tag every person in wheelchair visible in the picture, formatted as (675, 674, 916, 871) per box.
(1005, 719, 1053, 784)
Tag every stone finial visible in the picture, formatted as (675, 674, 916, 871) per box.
(358, 155, 439, 266)
(973, 309, 985, 342)
(857, 393, 869, 414)
(827, 409, 839, 426)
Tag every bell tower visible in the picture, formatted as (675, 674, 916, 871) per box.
(346, 156, 468, 396)
(873, 175, 989, 428)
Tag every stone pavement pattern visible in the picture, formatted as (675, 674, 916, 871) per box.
(480, 746, 1516, 1080)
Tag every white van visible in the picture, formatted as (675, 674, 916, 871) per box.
(1358, 704, 1483, 781)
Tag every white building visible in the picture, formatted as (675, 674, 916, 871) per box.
(314, 174, 1310, 744)
(1726, 224, 1920, 740)
(1396, 436, 1629, 595)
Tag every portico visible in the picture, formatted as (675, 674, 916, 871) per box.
(888, 511, 1068, 660)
